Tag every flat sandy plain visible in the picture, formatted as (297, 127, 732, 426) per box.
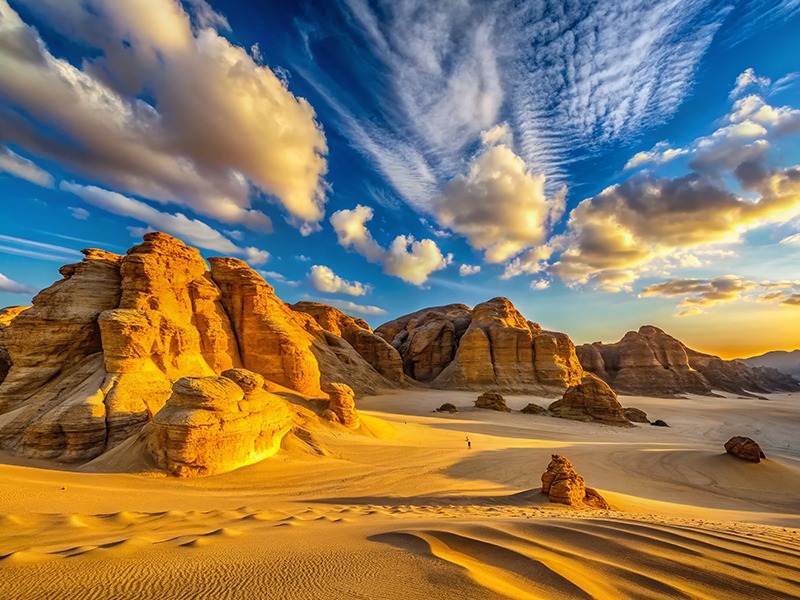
(1, 390, 799, 599)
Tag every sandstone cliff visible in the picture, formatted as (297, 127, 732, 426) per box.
(0, 233, 396, 466)
(377, 298, 584, 393)
(577, 326, 800, 397)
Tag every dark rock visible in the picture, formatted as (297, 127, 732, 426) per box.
(651, 419, 669, 427)
(624, 407, 650, 423)
(435, 403, 458, 413)
(521, 403, 547, 415)
(475, 391, 510, 412)
(724, 436, 766, 463)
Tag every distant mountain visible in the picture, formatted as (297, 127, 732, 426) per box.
(739, 350, 800, 380)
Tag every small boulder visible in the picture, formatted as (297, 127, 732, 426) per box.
(548, 375, 630, 425)
(624, 407, 650, 423)
(322, 382, 359, 429)
(520, 403, 547, 415)
(435, 403, 458, 413)
(651, 419, 669, 427)
(541, 455, 609, 509)
(724, 436, 765, 463)
(475, 391, 510, 412)
(321, 409, 341, 424)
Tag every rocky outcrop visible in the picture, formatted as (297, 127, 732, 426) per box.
(145, 370, 292, 476)
(724, 436, 766, 463)
(436, 403, 458, 413)
(541, 455, 610, 509)
(0, 233, 398, 467)
(292, 302, 403, 383)
(475, 391, 510, 412)
(322, 382, 359, 429)
(376, 304, 471, 382)
(0, 306, 27, 385)
(624, 407, 650, 423)
(521, 403, 547, 415)
(548, 375, 631, 426)
(578, 325, 800, 397)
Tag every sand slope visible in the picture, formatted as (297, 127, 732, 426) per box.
(1, 390, 799, 599)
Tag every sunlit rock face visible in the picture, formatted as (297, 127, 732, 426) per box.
(146, 370, 293, 477)
(548, 375, 631, 426)
(541, 454, 610, 509)
(378, 297, 585, 393)
(0, 233, 397, 467)
(322, 382, 360, 429)
(577, 325, 800, 397)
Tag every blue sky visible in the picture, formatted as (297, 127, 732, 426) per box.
(1, 0, 799, 357)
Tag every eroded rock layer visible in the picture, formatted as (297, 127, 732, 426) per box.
(541, 455, 610, 509)
(548, 375, 631, 426)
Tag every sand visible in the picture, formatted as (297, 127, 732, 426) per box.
(1, 390, 799, 599)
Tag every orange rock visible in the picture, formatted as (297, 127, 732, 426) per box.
(322, 382, 359, 429)
(548, 375, 631, 426)
(724, 436, 766, 463)
(541, 455, 610, 509)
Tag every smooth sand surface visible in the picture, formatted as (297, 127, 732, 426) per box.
(1, 390, 799, 599)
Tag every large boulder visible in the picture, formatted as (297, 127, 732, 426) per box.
(724, 436, 766, 463)
(624, 407, 650, 423)
(146, 370, 292, 477)
(475, 391, 510, 412)
(548, 375, 631, 425)
(322, 382, 359, 429)
(541, 455, 609, 509)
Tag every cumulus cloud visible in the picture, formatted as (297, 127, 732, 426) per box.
(0, 273, 35, 295)
(729, 68, 771, 98)
(61, 182, 269, 262)
(310, 298, 387, 316)
(624, 142, 688, 170)
(68, 207, 90, 220)
(530, 279, 550, 291)
(330, 205, 451, 285)
(729, 95, 800, 137)
(435, 140, 566, 263)
(0, 146, 54, 188)
(782, 294, 800, 306)
(0, 0, 327, 232)
(459, 264, 481, 277)
(308, 265, 371, 296)
(501, 245, 554, 279)
(639, 275, 757, 307)
(587, 271, 637, 293)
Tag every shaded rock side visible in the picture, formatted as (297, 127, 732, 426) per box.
(431, 297, 584, 392)
(0, 306, 28, 385)
(475, 391, 510, 412)
(521, 403, 547, 415)
(548, 375, 631, 426)
(376, 304, 472, 382)
(322, 382, 359, 429)
(541, 455, 610, 509)
(724, 436, 766, 463)
(685, 349, 800, 395)
(292, 302, 404, 382)
(623, 407, 650, 423)
(146, 370, 292, 477)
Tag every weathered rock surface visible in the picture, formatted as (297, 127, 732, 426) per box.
(624, 407, 650, 423)
(578, 325, 800, 397)
(548, 375, 631, 426)
(436, 403, 458, 413)
(292, 302, 404, 383)
(541, 455, 610, 509)
(322, 382, 359, 429)
(475, 391, 510, 412)
(0, 232, 398, 468)
(385, 297, 585, 393)
(146, 370, 292, 476)
(521, 403, 547, 415)
(724, 436, 766, 463)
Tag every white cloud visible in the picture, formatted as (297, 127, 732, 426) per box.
(729, 68, 771, 98)
(780, 232, 800, 244)
(68, 207, 90, 220)
(309, 297, 387, 316)
(0, 273, 35, 294)
(308, 265, 371, 296)
(459, 264, 481, 276)
(330, 204, 451, 285)
(640, 275, 757, 306)
(0, 146, 54, 188)
(255, 270, 300, 287)
(61, 182, 269, 261)
(729, 95, 800, 137)
(435, 141, 566, 263)
(0, 0, 327, 232)
(530, 279, 550, 290)
(624, 142, 688, 170)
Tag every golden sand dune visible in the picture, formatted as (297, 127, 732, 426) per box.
(1, 390, 799, 598)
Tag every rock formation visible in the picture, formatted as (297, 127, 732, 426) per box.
(0, 233, 396, 467)
(292, 302, 404, 382)
(435, 403, 458, 413)
(378, 298, 584, 393)
(624, 407, 650, 423)
(548, 375, 631, 425)
(578, 326, 800, 397)
(475, 391, 511, 412)
(322, 382, 359, 428)
(0, 306, 27, 385)
(146, 370, 292, 477)
(521, 403, 547, 415)
(541, 455, 610, 509)
(724, 436, 766, 463)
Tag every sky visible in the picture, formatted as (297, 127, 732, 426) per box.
(1, 0, 799, 359)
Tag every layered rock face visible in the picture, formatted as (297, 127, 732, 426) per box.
(724, 436, 766, 463)
(475, 391, 510, 412)
(378, 298, 584, 393)
(578, 325, 800, 397)
(548, 375, 631, 426)
(321, 382, 359, 429)
(541, 455, 610, 509)
(0, 233, 396, 466)
(292, 302, 404, 383)
(146, 370, 292, 476)
(0, 306, 27, 385)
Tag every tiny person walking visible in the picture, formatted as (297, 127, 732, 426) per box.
(466, 436, 471, 450)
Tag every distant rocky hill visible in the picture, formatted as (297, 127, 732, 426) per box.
(739, 350, 800, 380)
(577, 326, 800, 397)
